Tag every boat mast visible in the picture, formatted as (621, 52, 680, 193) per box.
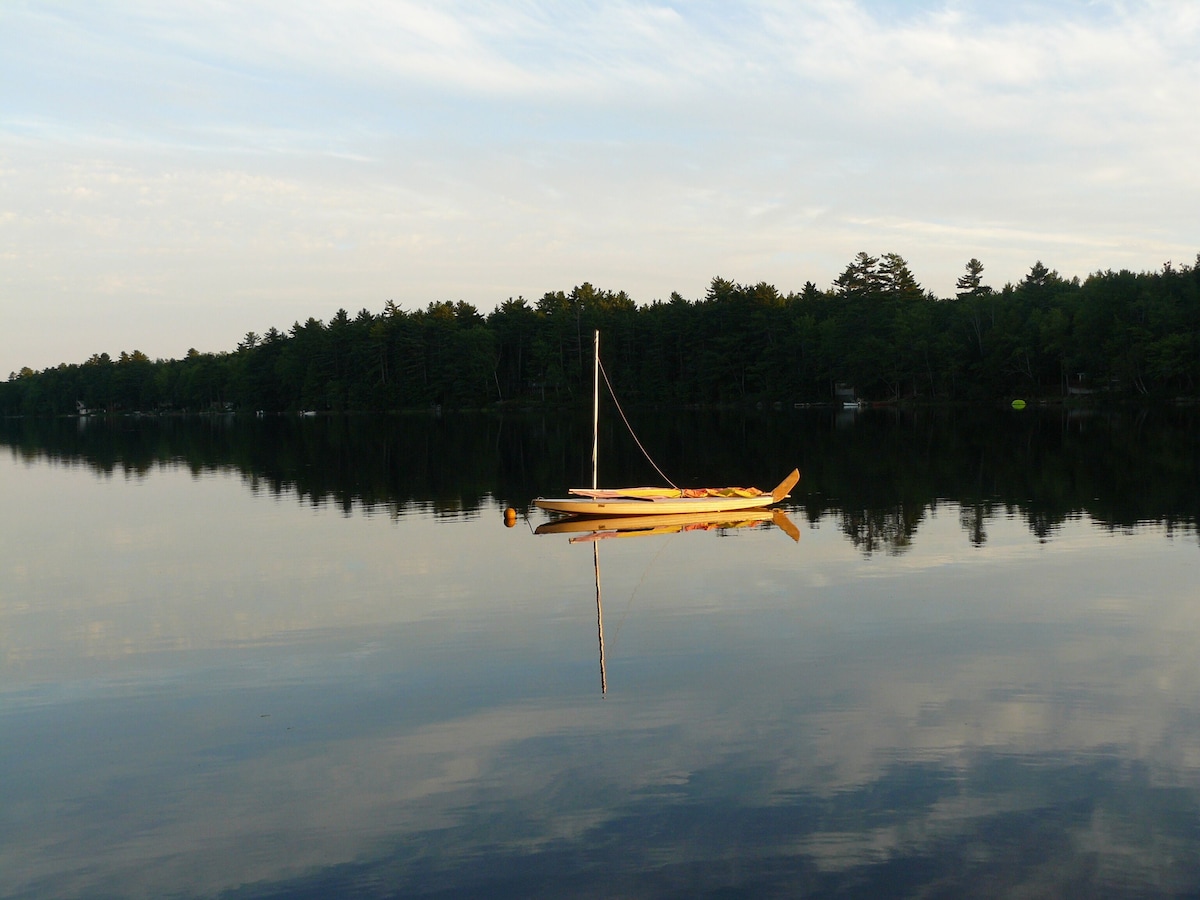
(591, 329, 599, 490)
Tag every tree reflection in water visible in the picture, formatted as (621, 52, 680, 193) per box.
(4, 406, 1196, 553)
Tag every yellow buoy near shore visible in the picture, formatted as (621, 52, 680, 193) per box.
(503, 507, 517, 527)
(1012, 399, 1026, 410)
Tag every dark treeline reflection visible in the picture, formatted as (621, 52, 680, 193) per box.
(3, 406, 1198, 551)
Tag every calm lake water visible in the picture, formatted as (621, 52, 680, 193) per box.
(2, 408, 1199, 898)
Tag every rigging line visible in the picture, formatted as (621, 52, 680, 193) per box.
(596, 356, 679, 491)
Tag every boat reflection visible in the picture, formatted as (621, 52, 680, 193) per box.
(535, 509, 799, 695)
(535, 507, 801, 543)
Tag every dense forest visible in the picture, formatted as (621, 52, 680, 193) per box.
(4, 252, 1199, 416)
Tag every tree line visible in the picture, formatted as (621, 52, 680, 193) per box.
(4, 252, 1199, 416)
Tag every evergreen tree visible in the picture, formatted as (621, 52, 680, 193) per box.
(833, 252, 883, 298)
(955, 258, 991, 299)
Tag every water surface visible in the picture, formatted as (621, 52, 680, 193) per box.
(2, 409, 1199, 898)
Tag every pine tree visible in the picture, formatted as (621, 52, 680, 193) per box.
(955, 258, 991, 299)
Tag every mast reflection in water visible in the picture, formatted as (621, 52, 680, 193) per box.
(539, 508, 802, 696)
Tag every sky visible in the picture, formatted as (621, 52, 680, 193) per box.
(2, 0, 1199, 373)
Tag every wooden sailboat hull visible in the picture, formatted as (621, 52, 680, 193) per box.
(533, 492, 779, 516)
(535, 468, 800, 517)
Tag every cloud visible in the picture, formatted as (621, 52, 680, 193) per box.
(2, 1, 1199, 370)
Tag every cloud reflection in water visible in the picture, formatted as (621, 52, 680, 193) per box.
(2, 448, 1200, 897)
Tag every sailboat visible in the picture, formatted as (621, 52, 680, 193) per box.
(533, 331, 800, 517)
